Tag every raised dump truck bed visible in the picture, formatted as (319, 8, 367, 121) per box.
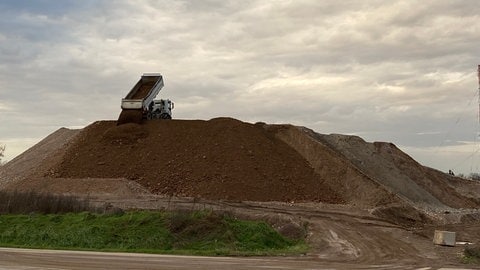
(121, 73, 164, 110)
(117, 73, 166, 125)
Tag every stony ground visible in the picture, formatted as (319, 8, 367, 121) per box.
(2, 117, 480, 266)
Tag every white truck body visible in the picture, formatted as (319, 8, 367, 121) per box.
(117, 73, 173, 124)
(121, 73, 164, 110)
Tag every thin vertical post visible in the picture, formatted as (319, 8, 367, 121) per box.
(476, 65, 480, 173)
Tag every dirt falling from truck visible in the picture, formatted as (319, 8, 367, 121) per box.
(117, 79, 157, 125)
(117, 110, 143, 125)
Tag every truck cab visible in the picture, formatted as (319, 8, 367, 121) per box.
(148, 99, 174, 119)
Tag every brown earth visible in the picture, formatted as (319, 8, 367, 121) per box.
(0, 128, 80, 190)
(130, 81, 155, 99)
(314, 132, 478, 209)
(117, 109, 143, 125)
(6, 177, 150, 197)
(270, 125, 400, 207)
(0, 127, 148, 197)
(4, 118, 479, 214)
(2, 117, 480, 266)
(47, 118, 344, 203)
(117, 80, 156, 125)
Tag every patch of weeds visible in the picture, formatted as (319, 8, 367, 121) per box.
(463, 246, 480, 264)
(0, 210, 307, 256)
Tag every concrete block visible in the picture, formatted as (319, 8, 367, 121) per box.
(433, 230, 456, 246)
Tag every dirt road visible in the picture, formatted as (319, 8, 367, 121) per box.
(0, 248, 474, 270)
(84, 195, 480, 268)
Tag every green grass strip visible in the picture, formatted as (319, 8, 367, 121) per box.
(0, 211, 306, 256)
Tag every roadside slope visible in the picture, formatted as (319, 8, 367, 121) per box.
(0, 128, 80, 190)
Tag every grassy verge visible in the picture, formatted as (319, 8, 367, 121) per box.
(0, 210, 307, 256)
(463, 246, 480, 264)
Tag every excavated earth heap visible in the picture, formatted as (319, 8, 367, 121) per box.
(3, 117, 479, 218)
(48, 118, 343, 203)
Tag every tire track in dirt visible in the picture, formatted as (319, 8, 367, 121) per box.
(3, 117, 480, 267)
(89, 195, 453, 267)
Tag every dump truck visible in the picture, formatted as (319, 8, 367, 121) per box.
(117, 73, 173, 125)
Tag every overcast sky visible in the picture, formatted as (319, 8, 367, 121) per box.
(1, 0, 480, 174)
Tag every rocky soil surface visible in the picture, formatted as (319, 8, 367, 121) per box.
(2, 117, 480, 266)
(47, 118, 343, 203)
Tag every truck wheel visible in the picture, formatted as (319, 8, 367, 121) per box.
(160, 113, 172, 119)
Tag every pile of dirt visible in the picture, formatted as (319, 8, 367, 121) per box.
(117, 110, 143, 125)
(4, 117, 479, 221)
(269, 124, 480, 216)
(0, 128, 80, 189)
(117, 80, 155, 125)
(371, 204, 433, 227)
(442, 173, 480, 201)
(270, 125, 400, 207)
(311, 132, 479, 210)
(5, 177, 150, 197)
(48, 118, 344, 203)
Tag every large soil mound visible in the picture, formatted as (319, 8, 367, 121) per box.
(0, 128, 80, 189)
(315, 132, 478, 209)
(273, 125, 479, 209)
(270, 125, 399, 207)
(48, 118, 343, 203)
(4, 117, 479, 216)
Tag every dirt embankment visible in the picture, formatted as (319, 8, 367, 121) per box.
(267, 124, 480, 225)
(269, 125, 400, 207)
(48, 118, 343, 203)
(312, 132, 479, 210)
(0, 128, 80, 189)
(4, 117, 479, 222)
